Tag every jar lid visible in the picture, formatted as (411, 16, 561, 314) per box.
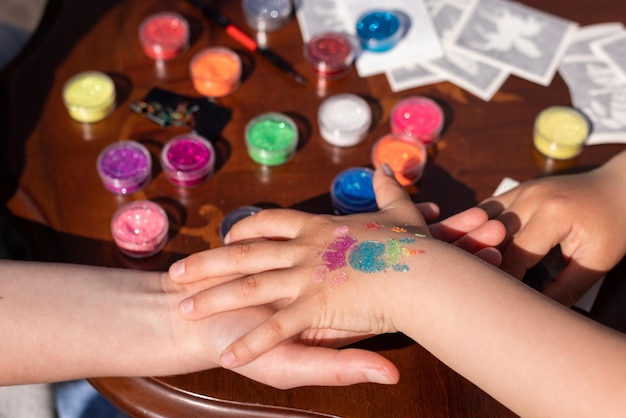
(111, 200, 169, 258)
(161, 133, 216, 187)
(97, 140, 152, 194)
(355, 10, 409, 52)
(318, 94, 371, 147)
(304, 32, 356, 78)
(331, 167, 377, 214)
(245, 112, 298, 166)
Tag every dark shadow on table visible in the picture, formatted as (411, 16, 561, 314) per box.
(0, 0, 123, 210)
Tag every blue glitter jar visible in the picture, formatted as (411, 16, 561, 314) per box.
(355, 10, 407, 52)
(331, 167, 378, 215)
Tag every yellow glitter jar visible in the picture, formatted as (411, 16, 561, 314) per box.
(533, 106, 589, 160)
(62, 71, 116, 123)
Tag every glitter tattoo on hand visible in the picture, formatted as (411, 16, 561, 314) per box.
(312, 224, 425, 288)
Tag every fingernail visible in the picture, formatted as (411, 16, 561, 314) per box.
(380, 163, 394, 177)
(365, 368, 396, 385)
(179, 298, 194, 316)
(223, 231, 232, 245)
(220, 350, 236, 368)
(169, 260, 185, 280)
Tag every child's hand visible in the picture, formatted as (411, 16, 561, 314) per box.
(480, 154, 626, 306)
(169, 166, 504, 368)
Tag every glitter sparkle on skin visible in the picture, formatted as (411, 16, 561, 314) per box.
(313, 227, 423, 283)
(349, 241, 387, 273)
(329, 272, 349, 289)
(312, 266, 328, 283)
(365, 221, 382, 230)
(391, 226, 407, 233)
(321, 234, 357, 271)
(333, 225, 350, 237)
(349, 238, 420, 274)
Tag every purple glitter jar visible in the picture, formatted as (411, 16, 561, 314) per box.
(161, 133, 215, 187)
(97, 140, 152, 195)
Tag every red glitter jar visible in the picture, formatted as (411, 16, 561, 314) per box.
(303, 32, 355, 79)
(138, 12, 189, 61)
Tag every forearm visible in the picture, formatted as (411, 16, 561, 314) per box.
(0, 260, 204, 384)
(394, 241, 626, 417)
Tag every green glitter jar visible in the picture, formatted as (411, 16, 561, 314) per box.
(245, 112, 298, 166)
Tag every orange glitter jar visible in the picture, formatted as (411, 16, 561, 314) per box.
(371, 134, 427, 185)
(189, 47, 242, 97)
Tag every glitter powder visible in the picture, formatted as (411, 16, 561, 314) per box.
(355, 10, 407, 52)
(390, 96, 444, 146)
(398, 237, 416, 244)
(245, 112, 298, 166)
(161, 133, 215, 187)
(97, 140, 151, 195)
(371, 134, 427, 185)
(304, 32, 355, 78)
(139, 12, 190, 60)
(415, 233, 427, 238)
(392, 264, 410, 272)
(333, 225, 350, 237)
(322, 234, 357, 271)
(312, 265, 328, 283)
(391, 226, 407, 233)
(62, 71, 116, 123)
(329, 272, 350, 289)
(190, 47, 242, 97)
(386, 239, 403, 265)
(349, 241, 387, 273)
(365, 221, 382, 230)
(331, 168, 377, 214)
(111, 200, 169, 258)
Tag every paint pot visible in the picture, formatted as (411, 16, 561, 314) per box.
(190, 47, 242, 97)
(355, 10, 408, 52)
(161, 133, 216, 187)
(304, 32, 355, 78)
(371, 134, 427, 186)
(241, 0, 293, 32)
(97, 140, 152, 195)
(62, 71, 116, 123)
(390, 96, 444, 146)
(245, 112, 298, 166)
(533, 106, 589, 160)
(219, 206, 263, 243)
(138, 12, 189, 60)
(318, 94, 371, 147)
(111, 200, 169, 258)
(330, 167, 377, 214)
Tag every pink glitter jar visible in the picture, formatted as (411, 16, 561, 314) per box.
(390, 96, 444, 147)
(138, 12, 190, 60)
(160, 133, 216, 187)
(111, 200, 169, 258)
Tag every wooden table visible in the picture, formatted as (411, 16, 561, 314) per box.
(1, 0, 625, 416)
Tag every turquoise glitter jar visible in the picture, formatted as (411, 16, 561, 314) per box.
(330, 167, 377, 215)
(355, 10, 408, 52)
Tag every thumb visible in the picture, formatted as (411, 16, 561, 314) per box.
(373, 164, 414, 212)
